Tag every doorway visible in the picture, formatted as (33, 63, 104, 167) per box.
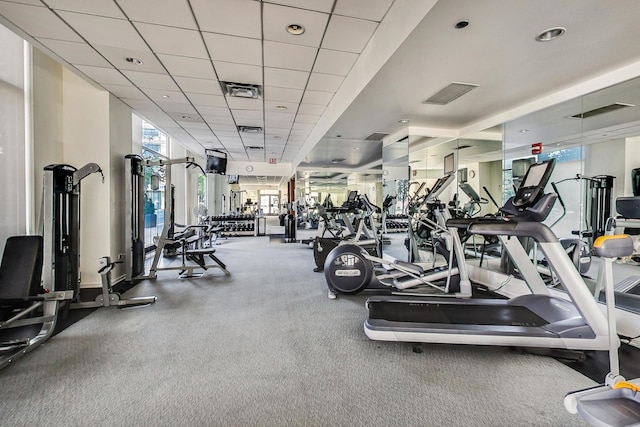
(260, 194, 279, 215)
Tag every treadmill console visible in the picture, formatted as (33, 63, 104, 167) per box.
(512, 159, 556, 208)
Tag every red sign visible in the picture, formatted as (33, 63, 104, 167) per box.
(268, 157, 277, 164)
(531, 142, 543, 155)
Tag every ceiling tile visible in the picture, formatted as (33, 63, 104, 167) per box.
(174, 76, 222, 95)
(37, 38, 110, 67)
(293, 122, 316, 131)
(266, 111, 295, 123)
(322, 15, 377, 53)
(226, 97, 262, 110)
(295, 113, 320, 124)
(117, 0, 196, 29)
(136, 23, 208, 59)
(208, 123, 238, 132)
(307, 73, 344, 92)
(101, 83, 147, 100)
(266, 120, 295, 129)
(197, 106, 232, 116)
(301, 90, 333, 105)
(75, 65, 130, 85)
(203, 33, 262, 66)
(187, 93, 227, 107)
(234, 118, 263, 128)
(298, 103, 326, 115)
(263, 0, 333, 13)
(159, 103, 197, 115)
(120, 98, 159, 110)
(213, 62, 262, 85)
(264, 68, 309, 90)
(176, 119, 207, 127)
(157, 54, 216, 79)
(0, 2, 82, 41)
(232, 109, 263, 120)
(144, 89, 190, 104)
(191, 0, 260, 39)
(57, 11, 147, 50)
(46, 0, 124, 18)
(313, 49, 358, 75)
(333, 0, 393, 22)
(203, 115, 235, 125)
(263, 3, 329, 48)
(1, 0, 41, 5)
(265, 100, 299, 112)
(121, 70, 179, 90)
(214, 130, 241, 138)
(263, 41, 317, 71)
(92, 44, 165, 73)
(263, 86, 303, 103)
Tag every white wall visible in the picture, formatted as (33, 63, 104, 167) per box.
(109, 95, 133, 279)
(62, 68, 111, 287)
(0, 25, 27, 251)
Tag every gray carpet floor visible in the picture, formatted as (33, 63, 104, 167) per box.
(0, 221, 594, 426)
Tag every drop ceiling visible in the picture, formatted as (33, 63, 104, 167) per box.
(2, 0, 640, 179)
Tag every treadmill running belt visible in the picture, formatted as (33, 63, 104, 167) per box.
(368, 300, 548, 327)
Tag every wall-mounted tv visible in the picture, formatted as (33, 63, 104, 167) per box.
(205, 149, 227, 175)
(444, 152, 455, 175)
(228, 174, 239, 184)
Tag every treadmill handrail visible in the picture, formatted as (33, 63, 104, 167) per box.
(447, 217, 557, 243)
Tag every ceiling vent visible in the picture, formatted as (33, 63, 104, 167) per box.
(220, 81, 263, 99)
(569, 102, 635, 119)
(245, 145, 264, 151)
(365, 132, 389, 141)
(423, 82, 479, 105)
(238, 125, 263, 133)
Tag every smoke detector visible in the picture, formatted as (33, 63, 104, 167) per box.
(220, 81, 263, 99)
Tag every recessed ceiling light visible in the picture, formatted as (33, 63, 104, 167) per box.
(535, 27, 566, 42)
(354, 147, 361, 150)
(162, 94, 170, 98)
(276, 105, 287, 110)
(331, 157, 345, 163)
(519, 129, 530, 133)
(398, 119, 410, 124)
(181, 115, 191, 119)
(125, 57, 143, 65)
(455, 20, 469, 29)
(286, 24, 305, 35)
(273, 135, 282, 139)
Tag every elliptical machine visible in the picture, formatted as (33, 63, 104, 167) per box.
(322, 171, 472, 300)
(311, 191, 382, 272)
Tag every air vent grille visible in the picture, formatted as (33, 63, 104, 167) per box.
(220, 81, 263, 99)
(238, 125, 263, 133)
(245, 146, 264, 151)
(569, 102, 635, 119)
(423, 82, 479, 105)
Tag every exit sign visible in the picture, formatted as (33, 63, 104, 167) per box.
(268, 157, 277, 164)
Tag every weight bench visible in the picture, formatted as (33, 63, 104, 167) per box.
(181, 247, 230, 278)
(0, 236, 72, 370)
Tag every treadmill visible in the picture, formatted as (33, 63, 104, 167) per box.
(365, 159, 610, 351)
(596, 196, 640, 319)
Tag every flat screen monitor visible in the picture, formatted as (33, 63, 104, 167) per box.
(228, 174, 239, 184)
(444, 153, 455, 175)
(205, 150, 227, 175)
(457, 167, 468, 183)
(522, 162, 549, 188)
(347, 190, 357, 203)
(512, 157, 536, 179)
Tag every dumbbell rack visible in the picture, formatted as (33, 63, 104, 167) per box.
(385, 214, 409, 233)
(209, 214, 256, 237)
